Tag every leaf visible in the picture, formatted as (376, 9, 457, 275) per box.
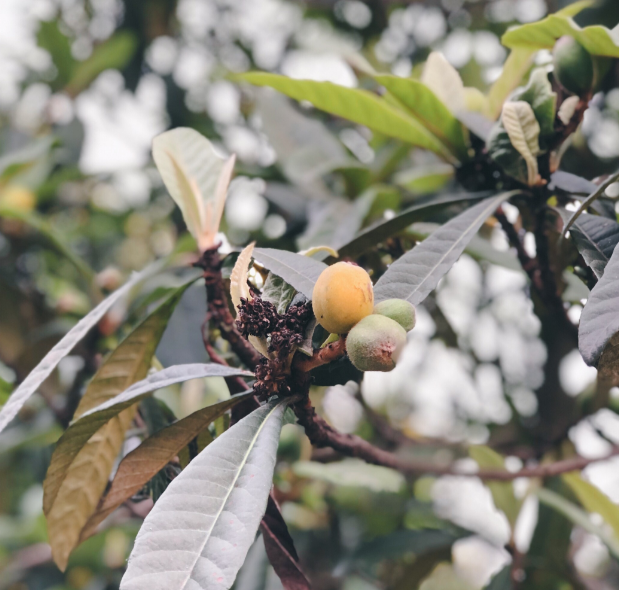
(81, 391, 256, 540)
(549, 171, 596, 195)
(502, 15, 619, 57)
(334, 191, 493, 260)
(120, 398, 288, 590)
(579, 242, 619, 369)
(44, 284, 193, 570)
(253, 248, 328, 300)
(294, 459, 405, 493)
(373, 193, 515, 305)
(374, 74, 468, 160)
(66, 32, 137, 96)
(393, 164, 454, 196)
(563, 472, 619, 542)
(484, 566, 511, 590)
(262, 274, 297, 315)
(420, 52, 465, 115)
(469, 446, 520, 527)
(487, 48, 536, 120)
(556, 209, 619, 278)
(536, 486, 619, 558)
(0, 266, 159, 434)
(501, 101, 541, 186)
(260, 494, 310, 590)
(512, 68, 557, 141)
(230, 242, 255, 311)
(238, 73, 454, 160)
(37, 20, 75, 89)
(558, 95, 581, 125)
(152, 128, 232, 251)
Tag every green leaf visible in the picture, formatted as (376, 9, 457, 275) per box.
(373, 75, 469, 160)
(334, 191, 493, 260)
(486, 122, 529, 185)
(500, 101, 541, 186)
(37, 20, 75, 89)
(393, 164, 454, 196)
(512, 68, 557, 141)
(563, 471, 619, 541)
(43, 283, 194, 570)
(502, 15, 619, 57)
(487, 48, 536, 120)
(373, 192, 516, 305)
(238, 72, 455, 160)
(484, 566, 511, 590)
(469, 446, 520, 527)
(536, 486, 619, 558)
(66, 31, 137, 96)
(556, 208, 619, 278)
(293, 459, 405, 493)
(0, 264, 165, 434)
(262, 273, 297, 315)
(81, 391, 256, 541)
(120, 398, 288, 590)
(253, 248, 328, 299)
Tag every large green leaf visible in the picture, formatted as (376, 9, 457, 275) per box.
(238, 73, 454, 160)
(44, 284, 195, 569)
(487, 48, 535, 120)
(334, 191, 492, 260)
(373, 75, 468, 160)
(81, 391, 256, 540)
(502, 15, 619, 57)
(0, 265, 165, 434)
(373, 192, 515, 305)
(253, 248, 328, 299)
(579, 243, 619, 369)
(557, 208, 619, 278)
(120, 398, 288, 590)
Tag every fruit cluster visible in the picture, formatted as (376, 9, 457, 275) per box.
(312, 262, 416, 372)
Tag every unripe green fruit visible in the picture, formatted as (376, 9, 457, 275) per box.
(312, 262, 374, 334)
(346, 314, 407, 372)
(553, 36, 593, 96)
(373, 299, 416, 331)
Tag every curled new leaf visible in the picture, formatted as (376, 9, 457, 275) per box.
(230, 242, 255, 312)
(152, 128, 235, 252)
(501, 101, 541, 186)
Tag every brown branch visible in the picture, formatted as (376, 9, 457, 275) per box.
(292, 337, 347, 373)
(292, 396, 619, 480)
(196, 245, 261, 370)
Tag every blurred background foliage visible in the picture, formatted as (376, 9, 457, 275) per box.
(3, 0, 619, 589)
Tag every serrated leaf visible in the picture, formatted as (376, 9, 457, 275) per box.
(579, 243, 619, 370)
(238, 72, 454, 160)
(557, 208, 619, 278)
(501, 101, 541, 186)
(81, 391, 255, 541)
(153, 128, 234, 251)
(44, 284, 194, 570)
(502, 15, 619, 57)
(374, 74, 468, 160)
(120, 398, 288, 590)
(262, 274, 297, 315)
(373, 193, 515, 305)
(334, 191, 492, 260)
(563, 471, 619, 542)
(537, 486, 619, 558)
(0, 265, 162, 434)
(420, 52, 465, 115)
(469, 446, 520, 527)
(253, 248, 327, 299)
(230, 242, 255, 311)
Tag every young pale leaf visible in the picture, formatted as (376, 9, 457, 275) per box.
(120, 398, 288, 590)
(373, 193, 515, 305)
(81, 391, 255, 540)
(420, 52, 466, 115)
(253, 248, 327, 299)
(153, 128, 233, 251)
(501, 101, 541, 186)
(238, 73, 454, 160)
(374, 74, 468, 160)
(513, 68, 556, 142)
(579, 242, 619, 372)
(0, 266, 159, 434)
(487, 48, 536, 120)
(563, 472, 619, 542)
(558, 95, 581, 125)
(230, 242, 255, 311)
(557, 209, 619, 278)
(44, 284, 194, 570)
(502, 15, 619, 57)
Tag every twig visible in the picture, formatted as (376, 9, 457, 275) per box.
(292, 337, 347, 372)
(292, 396, 619, 480)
